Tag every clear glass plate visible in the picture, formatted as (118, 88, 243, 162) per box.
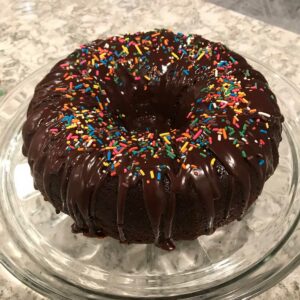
(0, 56, 300, 300)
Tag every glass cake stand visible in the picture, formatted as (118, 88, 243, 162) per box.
(0, 56, 300, 300)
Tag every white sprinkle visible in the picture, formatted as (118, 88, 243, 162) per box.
(86, 140, 94, 147)
(218, 134, 221, 141)
(161, 65, 168, 74)
(215, 69, 218, 77)
(258, 112, 271, 118)
(104, 43, 109, 48)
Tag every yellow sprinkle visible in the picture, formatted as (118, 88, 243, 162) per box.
(100, 53, 106, 59)
(236, 144, 240, 148)
(159, 132, 170, 137)
(171, 52, 179, 60)
(140, 169, 145, 176)
(150, 170, 155, 179)
(93, 85, 99, 89)
(135, 44, 143, 55)
(197, 51, 205, 61)
(105, 147, 116, 150)
(66, 125, 77, 129)
(188, 146, 193, 151)
(144, 75, 151, 81)
(181, 141, 189, 153)
(103, 162, 109, 167)
(210, 158, 216, 166)
(122, 45, 129, 54)
(163, 136, 171, 144)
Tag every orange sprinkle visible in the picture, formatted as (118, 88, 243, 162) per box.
(151, 32, 161, 37)
(223, 128, 227, 139)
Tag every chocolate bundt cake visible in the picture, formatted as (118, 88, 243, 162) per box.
(22, 29, 283, 250)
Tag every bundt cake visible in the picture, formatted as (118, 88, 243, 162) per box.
(22, 29, 284, 250)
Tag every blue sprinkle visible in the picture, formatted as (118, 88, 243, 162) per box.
(260, 129, 267, 134)
(107, 151, 111, 161)
(85, 87, 91, 93)
(75, 84, 83, 90)
(157, 172, 162, 181)
(259, 159, 265, 166)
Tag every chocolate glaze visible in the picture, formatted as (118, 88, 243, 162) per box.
(22, 30, 283, 250)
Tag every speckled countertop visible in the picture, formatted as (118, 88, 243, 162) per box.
(0, 0, 300, 299)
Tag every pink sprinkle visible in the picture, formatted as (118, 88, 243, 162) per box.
(50, 128, 58, 133)
(134, 76, 141, 80)
(209, 137, 213, 144)
(80, 60, 87, 65)
(67, 133, 73, 140)
(193, 129, 202, 140)
(186, 111, 192, 119)
(176, 137, 184, 142)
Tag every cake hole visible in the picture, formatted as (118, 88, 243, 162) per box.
(109, 67, 196, 133)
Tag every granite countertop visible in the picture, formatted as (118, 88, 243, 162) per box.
(0, 0, 300, 299)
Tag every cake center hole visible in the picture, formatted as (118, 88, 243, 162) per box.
(116, 84, 193, 132)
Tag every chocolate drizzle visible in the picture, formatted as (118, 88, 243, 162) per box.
(22, 29, 283, 250)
